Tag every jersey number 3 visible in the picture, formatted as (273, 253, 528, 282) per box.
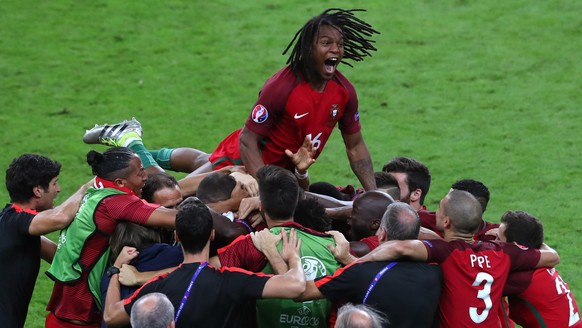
(469, 272, 494, 324)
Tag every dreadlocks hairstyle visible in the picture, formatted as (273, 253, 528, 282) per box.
(283, 8, 380, 78)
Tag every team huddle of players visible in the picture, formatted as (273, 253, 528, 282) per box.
(1, 7, 580, 328)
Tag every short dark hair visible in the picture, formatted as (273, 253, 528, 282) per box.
(257, 165, 299, 220)
(374, 171, 400, 201)
(451, 179, 490, 213)
(374, 171, 398, 189)
(175, 197, 213, 254)
(197, 173, 236, 204)
(283, 8, 379, 82)
(5, 154, 61, 203)
(141, 172, 179, 203)
(382, 157, 431, 205)
(380, 203, 420, 240)
(500, 211, 544, 249)
(87, 147, 136, 181)
(444, 190, 482, 234)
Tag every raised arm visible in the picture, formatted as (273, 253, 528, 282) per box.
(285, 135, 317, 190)
(28, 180, 92, 235)
(103, 247, 140, 326)
(341, 131, 376, 191)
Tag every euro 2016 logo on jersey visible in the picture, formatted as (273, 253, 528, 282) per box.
(251, 104, 269, 123)
(302, 256, 327, 280)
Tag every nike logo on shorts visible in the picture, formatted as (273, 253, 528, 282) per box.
(294, 112, 309, 119)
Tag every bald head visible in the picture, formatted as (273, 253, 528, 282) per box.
(350, 191, 394, 240)
(443, 190, 482, 234)
(353, 191, 394, 219)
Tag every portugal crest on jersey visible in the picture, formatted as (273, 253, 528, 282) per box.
(327, 104, 340, 126)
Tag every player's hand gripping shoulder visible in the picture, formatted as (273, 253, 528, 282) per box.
(251, 228, 282, 255)
(251, 228, 287, 274)
(326, 230, 357, 265)
(262, 228, 306, 298)
(280, 228, 302, 265)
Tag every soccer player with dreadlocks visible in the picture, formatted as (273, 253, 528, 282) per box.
(83, 8, 380, 192)
(209, 8, 380, 190)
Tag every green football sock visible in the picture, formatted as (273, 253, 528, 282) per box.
(148, 148, 175, 170)
(127, 140, 158, 169)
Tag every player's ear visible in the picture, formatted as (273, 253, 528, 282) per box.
(113, 177, 125, 188)
(370, 219, 380, 230)
(410, 189, 422, 203)
(377, 227, 387, 242)
(442, 216, 452, 229)
(32, 185, 43, 198)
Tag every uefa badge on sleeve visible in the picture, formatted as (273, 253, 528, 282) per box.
(251, 104, 269, 123)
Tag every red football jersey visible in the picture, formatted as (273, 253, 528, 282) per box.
(210, 66, 360, 171)
(422, 239, 540, 328)
(505, 267, 582, 327)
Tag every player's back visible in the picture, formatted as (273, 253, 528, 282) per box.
(423, 240, 524, 327)
(506, 267, 582, 328)
(256, 225, 341, 328)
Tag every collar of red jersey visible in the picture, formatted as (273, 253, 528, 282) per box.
(94, 177, 136, 196)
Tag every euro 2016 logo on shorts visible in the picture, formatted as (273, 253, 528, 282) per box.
(302, 256, 327, 280)
(251, 104, 269, 123)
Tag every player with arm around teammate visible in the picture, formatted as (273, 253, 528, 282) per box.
(498, 210, 581, 328)
(359, 190, 560, 328)
(103, 197, 305, 328)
